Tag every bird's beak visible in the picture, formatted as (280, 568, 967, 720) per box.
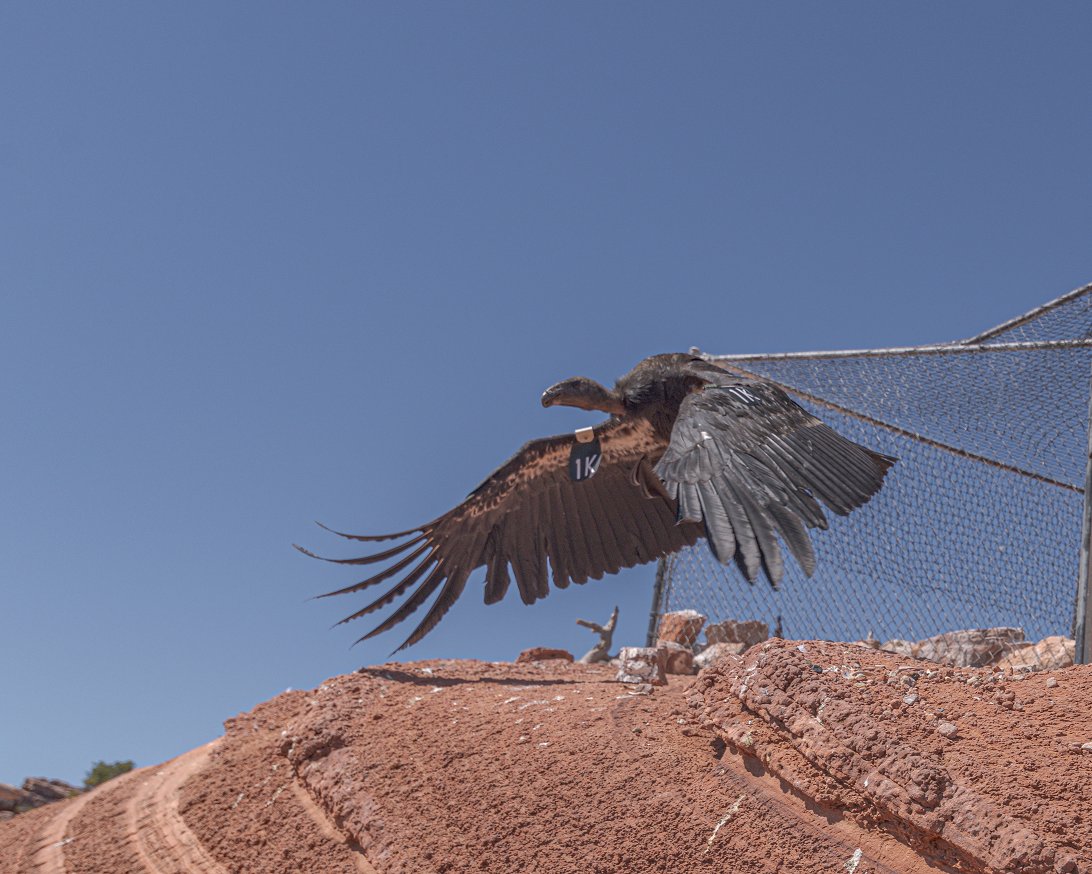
(541, 387, 558, 408)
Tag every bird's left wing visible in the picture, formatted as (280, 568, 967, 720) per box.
(298, 416, 702, 651)
(655, 378, 895, 586)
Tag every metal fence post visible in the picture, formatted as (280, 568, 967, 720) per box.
(1074, 362, 1092, 664)
(646, 556, 669, 646)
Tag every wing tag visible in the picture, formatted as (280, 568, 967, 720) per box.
(569, 430, 602, 482)
(725, 385, 761, 405)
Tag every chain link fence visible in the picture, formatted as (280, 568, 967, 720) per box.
(651, 283, 1092, 669)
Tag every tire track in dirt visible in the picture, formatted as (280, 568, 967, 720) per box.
(23, 791, 95, 873)
(20, 742, 224, 874)
(24, 766, 144, 874)
(125, 740, 227, 874)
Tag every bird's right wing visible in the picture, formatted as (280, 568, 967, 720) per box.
(298, 416, 702, 651)
(654, 379, 895, 586)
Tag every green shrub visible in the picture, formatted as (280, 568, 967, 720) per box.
(83, 760, 134, 789)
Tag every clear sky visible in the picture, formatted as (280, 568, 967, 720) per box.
(2, 3, 1090, 787)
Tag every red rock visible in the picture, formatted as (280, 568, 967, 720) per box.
(697, 639, 1092, 873)
(657, 642, 695, 675)
(705, 619, 768, 651)
(694, 641, 747, 670)
(6, 647, 1092, 874)
(515, 647, 574, 663)
(0, 784, 22, 813)
(912, 627, 1029, 667)
(616, 646, 667, 685)
(879, 638, 917, 658)
(655, 610, 706, 646)
(22, 778, 79, 804)
(995, 635, 1074, 672)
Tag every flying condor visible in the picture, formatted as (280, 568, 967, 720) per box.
(298, 353, 895, 651)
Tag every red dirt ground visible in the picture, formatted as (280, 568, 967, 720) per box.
(3, 639, 1090, 873)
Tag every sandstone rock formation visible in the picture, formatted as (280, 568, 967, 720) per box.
(872, 627, 1074, 673)
(704, 618, 768, 651)
(515, 647, 574, 663)
(654, 612, 773, 675)
(0, 777, 81, 821)
(911, 627, 1030, 666)
(995, 635, 1075, 672)
(3, 645, 1090, 873)
(694, 641, 744, 670)
(654, 609, 706, 647)
(655, 640, 695, 675)
(696, 639, 1092, 874)
(615, 645, 667, 685)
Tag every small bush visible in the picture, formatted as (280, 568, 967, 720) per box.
(84, 760, 134, 789)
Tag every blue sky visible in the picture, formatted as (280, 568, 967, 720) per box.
(2, 4, 1090, 787)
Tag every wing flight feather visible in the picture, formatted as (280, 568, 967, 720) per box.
(302, 416, 702, 652)
(655, 380, 894, 586)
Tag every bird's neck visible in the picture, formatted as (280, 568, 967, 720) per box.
(570, 382, 626, 414)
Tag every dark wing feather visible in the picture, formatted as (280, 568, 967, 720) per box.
(300, 415, 703, 651)
(655, 379, 894, 586)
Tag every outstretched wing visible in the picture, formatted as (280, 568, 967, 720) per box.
(655, 379, 895, 585)
(298, 416, 703, 652)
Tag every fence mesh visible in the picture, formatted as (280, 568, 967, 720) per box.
(654, 283, 1092, 668)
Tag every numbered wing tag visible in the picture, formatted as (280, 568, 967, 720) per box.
(722, 384, 762, 405)
(569, 426, 602, 482)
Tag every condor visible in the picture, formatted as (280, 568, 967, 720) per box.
(298, 353, 895, 651)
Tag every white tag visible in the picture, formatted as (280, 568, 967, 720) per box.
(575, 426, 595, 444)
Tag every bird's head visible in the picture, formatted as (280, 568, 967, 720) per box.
(541, 376, 625, 414)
